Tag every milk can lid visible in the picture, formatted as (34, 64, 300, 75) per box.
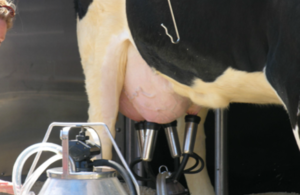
(47, 166, 117, 180)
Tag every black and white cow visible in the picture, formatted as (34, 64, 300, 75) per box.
(74, 0, 300, 194)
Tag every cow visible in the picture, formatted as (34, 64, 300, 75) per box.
(74, 0, 300, 194)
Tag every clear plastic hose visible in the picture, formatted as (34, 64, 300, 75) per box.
(12, 142, 75, 195)
(25, 123, 68, 182)
(21, 155, 61, 195)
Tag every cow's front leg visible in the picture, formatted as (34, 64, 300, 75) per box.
(177, 109, 215, 195)
(77, 11, 130, 159)
(81, 39, 129, 160)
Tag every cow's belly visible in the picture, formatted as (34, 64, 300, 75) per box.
(119, 44, 200, 123)
(118, 44, 282, 123)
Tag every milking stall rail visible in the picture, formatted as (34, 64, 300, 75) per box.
(215, 109, 228, 195)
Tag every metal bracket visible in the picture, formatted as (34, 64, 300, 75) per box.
(161, 0, 180, 44)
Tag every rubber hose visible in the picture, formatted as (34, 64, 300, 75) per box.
(184, 153, 199, 173)
(170, 154, 189, 182)
(143, 161, 156, 181)
(174, 157, 180, 170)
(93, 159, 136, 195)
(130, 157, 154, 182)
(185, 153, 205, 174)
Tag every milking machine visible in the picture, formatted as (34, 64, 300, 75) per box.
(130, 115, 205, 195)
(12, 122, 140, 195)
(11, 116, 205, 195)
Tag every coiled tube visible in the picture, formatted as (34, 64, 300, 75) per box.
(21, 155, 61, 195)
(12, 142, 75, 195)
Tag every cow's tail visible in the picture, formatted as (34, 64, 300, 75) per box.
(274, 92, 300, 150)
(269, 89, 300, 150)
(292, 98, 300, 150)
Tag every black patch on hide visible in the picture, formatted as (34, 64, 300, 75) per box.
(74, 0, 93, 19)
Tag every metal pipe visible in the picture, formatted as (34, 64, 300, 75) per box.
(126, 118, 133, 165)
(164, 121, 181, 158)
(182, 115, 201, 154)
(129, 119, 145, 185)
(215, 109, 228, 195)
(135, 122, 145, 155)
(141, 122, 160, 161)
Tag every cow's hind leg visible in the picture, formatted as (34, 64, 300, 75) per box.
(177, 109, 215, 195)
(265, 37, 300, 150)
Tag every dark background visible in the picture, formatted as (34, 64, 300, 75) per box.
(0, 0, 300, 195)
(0, 0, 88, 178)
(205, 104, 300, 195)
